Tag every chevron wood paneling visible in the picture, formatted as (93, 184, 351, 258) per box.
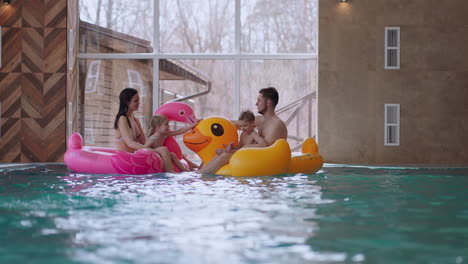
(0, 28, 22, 73)
(43, 73, 66, 121)
(45, 28, 66, 73)
(46, 0, 66, 28)
(0, 118, 21, 162)
(0, 73, 21, 118)
(1, 0, 69, 163)
(21, 73, 66, 118)
(21, 73, 43, 118)
(0, 0, 22, 27)
(20, 73, 65, 162)
(22, 0, 45, 27)
(21, 114, 65, 162)
(22, 28, 45, 73)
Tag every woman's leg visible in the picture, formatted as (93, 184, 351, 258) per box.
(183, 155, 200, 171)
(154, 147, 176, 172)
(170, 153, 189, 172)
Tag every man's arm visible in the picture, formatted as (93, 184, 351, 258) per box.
(261, 119, 288, 146)
(263, 129, 283, 146)
(241, 131, 268, 148)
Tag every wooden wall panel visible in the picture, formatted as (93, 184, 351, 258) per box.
(45, 28, 67, 73)
(0, 0, 67, 163)
(22, 0, 45, 27)
(0, 118, 21, 162)
(21, 73, 44, 118)
(21, 118, 47, 162)
(46, 0, 67, 28)
(0, 0, 22, 27)
(0, 28, 22, 73)
(22, 28, 45, 73)
(0, 73, 21, 118)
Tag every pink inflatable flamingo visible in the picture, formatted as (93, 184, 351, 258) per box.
(64, 102, 196, 175)
(154, 101, 197, 159)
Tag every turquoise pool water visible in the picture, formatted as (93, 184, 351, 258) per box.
(0, 164, 467, 264)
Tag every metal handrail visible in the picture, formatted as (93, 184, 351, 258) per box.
(276, 92, 315, 114)
(276, 91, 316, 151)
(167, 82, 212, 103)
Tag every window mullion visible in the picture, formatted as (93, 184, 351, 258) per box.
(234, 0, 241, 118)
(77, 53, 317, 60)
(153, 0, 160, 111)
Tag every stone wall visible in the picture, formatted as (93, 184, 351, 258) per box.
(318, 0, 468, 165)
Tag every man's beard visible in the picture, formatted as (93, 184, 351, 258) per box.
(257, 106, 265, 115)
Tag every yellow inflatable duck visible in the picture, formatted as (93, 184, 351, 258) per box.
(183, 116, 239, 165)
(183, 116, 323, 176)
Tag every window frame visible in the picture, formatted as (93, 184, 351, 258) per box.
(384, 27, 400, 70)
(77, 0, 318, 114)
(384, 103, 400, 146)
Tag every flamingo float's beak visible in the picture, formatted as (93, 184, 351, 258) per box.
(183, 127, 212, 153)
(186, 113, 197, 124)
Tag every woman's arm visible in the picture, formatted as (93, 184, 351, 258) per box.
(143, 136, 156, 148)
(118, 116, 147, 150)
(134, 118, 146, 145)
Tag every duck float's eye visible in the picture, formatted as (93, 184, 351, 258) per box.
(179, 110, 185, 116)
(211, 123, 224, 137)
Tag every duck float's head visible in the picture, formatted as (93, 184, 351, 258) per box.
(154, 102, 197, 124)
(183, 116, 238, 164)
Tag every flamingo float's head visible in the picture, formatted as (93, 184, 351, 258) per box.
(183, 116, 238, 164)
(154, 102, 197, 124)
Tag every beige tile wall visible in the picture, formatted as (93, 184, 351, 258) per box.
(318, 0, 468, 165)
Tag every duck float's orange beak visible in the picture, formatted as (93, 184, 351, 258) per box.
(183, 127, 212, 153)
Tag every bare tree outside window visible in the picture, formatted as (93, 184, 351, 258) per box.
(80, 0, 154, 45)
(160, 0, 235, 53)
(78, 0, 318, 147)
(242, 0, 318, 53)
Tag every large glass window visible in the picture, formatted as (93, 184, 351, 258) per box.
(79, 59, 153, 147)
(160, 0, 235, 53)
(79, 0, 154, 53)
(160, 60, 234, 117)
(241, 0, 317, 53)
(78, 0, 318, 149)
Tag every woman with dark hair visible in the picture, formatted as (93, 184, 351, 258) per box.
(114, 88, 147, 152)
(114, 88, 189, 172)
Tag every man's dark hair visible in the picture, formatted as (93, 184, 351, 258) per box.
(259, 87, 279, 108)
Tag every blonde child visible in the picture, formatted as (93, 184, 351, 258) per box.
(238, 110, 267, 148)
(145, 114, 196, 172)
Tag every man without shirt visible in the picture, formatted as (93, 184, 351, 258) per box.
(196, 87, 288, 174)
